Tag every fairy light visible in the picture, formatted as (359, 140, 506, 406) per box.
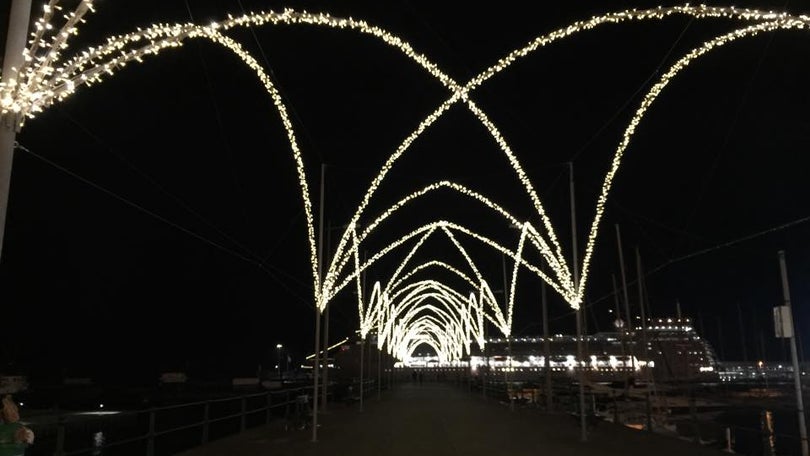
(397, 301, 481, 359)
(2, 2, 807, 361)
(327, 220, 536, 322)
(320, 179, 577, 329)
(389, 260, 477, 292)
(377, 276, 488, 359)
(367, 260, 496, 360)
(365, 279, 473, 346)
(348, 219, 548, 354)
(576, 18, 806, 297)
(316, 139, 571, 315)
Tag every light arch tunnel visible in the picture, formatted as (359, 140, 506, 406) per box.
(311, 18, 810, 362)
(321, 212, 573, 364)
(5, 3, 810, 362)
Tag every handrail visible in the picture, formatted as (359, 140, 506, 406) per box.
(50, 381, 344, 456)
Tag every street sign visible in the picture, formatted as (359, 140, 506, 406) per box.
(774, 306, 794, 338)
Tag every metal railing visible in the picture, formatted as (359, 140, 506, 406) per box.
(47, 384, 319, 456)
(40, 377, 388, 456)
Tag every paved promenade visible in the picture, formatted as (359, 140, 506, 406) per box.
(179, 383, 728, 456)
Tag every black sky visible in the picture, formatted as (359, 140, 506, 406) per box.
(1, 0, 809, 383)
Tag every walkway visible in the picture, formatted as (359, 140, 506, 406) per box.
(179, 383, 727, 456)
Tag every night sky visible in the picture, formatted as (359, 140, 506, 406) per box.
(1, 0, 809, 384)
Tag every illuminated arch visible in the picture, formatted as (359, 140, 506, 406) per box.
(3, 3, 809, 362)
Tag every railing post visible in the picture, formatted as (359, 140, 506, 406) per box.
(202, 401, 210, 444)
(725, 427, 733, 453)
(54, 415, 66, 456)
(266, 392, 272, 425)
(147, 409, 155, 456)
(240, 397, 247, 432)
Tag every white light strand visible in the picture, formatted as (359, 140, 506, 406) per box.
(3, 3, 806, 362)
(577, 18, 805, 297)
(322, 179, 572, 305)
(338, 219, 565, 346)
(389, 260, 477, 293)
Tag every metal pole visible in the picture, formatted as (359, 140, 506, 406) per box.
(311, 278, 322, 441)
(483, 318, 488, 398)
(147, 409, 155, 456)
(0, 0, 32, 261)
(240, 397, 246, 432)
(760, 330, 767, 363)
(321, 220, 332, 412)
(569, 162, 587, 441)
(635, 247, 652, 433)
(778, 250, 809, 456)
(54, 415, 66, 456)
(359, 337, 365, 412)
(202, 402, 210, 443)
(367, 327, 372, 393)
(360, 250, 367, 412)
(737, 302, 748, 362)
(502, 253, 514, 412)
(612, 274, 629, 395)
(311, 163, 326, 442)
(615, 225, 635, 374)
(265, 394, 272, 425)
(277, 346, 282, 381)
(750, 304, 762, 361)
(717, 320, 725, 360)
(377, 331, 382, 400)
(542, 279, 552, 411)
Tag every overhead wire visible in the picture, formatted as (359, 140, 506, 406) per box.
(14, 142, 316, 310)
(672, 23, 779, 255)
(183, 0, 256, 245)
(233, 0, 325, 165)
(567, 17, 695, 164)
(51, 108, 319, 301)
(55, 107, 260, 261)
(549, 212, 810, 323)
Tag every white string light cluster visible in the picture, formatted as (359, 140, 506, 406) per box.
(2, 2, 806, 362)
(382, 280, 479, 362)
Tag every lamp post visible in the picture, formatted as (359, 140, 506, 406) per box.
(778, 250, 809, 456)
(501, 253, 514, 412)
(569, 162, 587, 442)
(276, 344, 283, 381)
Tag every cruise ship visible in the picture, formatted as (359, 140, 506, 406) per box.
(462, 317, 721, 383)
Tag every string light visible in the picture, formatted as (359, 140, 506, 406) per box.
(2, 2, 806, 362)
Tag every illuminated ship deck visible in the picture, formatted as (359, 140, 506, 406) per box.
(407, 317, 720, 382)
